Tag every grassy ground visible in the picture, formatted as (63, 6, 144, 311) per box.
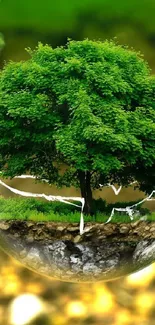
(0, 197, 154, 223)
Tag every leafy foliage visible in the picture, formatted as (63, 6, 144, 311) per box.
(0, 39, 155, 195)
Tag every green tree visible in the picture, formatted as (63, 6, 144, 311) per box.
(0, 39, 155, 215)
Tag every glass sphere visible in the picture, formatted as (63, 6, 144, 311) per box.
(0, 177, 155, 283)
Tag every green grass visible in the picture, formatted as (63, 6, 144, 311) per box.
(0, 197, 154, 223)
(0, 210, 154, 223)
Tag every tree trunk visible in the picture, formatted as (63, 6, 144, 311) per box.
(78, 170, 95, 216)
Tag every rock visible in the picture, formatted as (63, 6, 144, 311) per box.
(0, 222, 10, 230)
(27, 222, 35, 228)
(37, 229, 42, 235)
(98, 235, 107, 240)
(57, 226, 64, 231)
(144, 233, 151, 239)
(61, 234, 73, 240)
(26, 235, 34, 243)
(67, 226, 79, 232)
(24, 247, 43, 269)
(83, 262, 102, 275)
(70, 254, 81, 264)
(85, 232, 96, 238)
(131, 220, 141, 228)
(119, 226, 129, 234)
(70, 254, 83, 272)
(105, 255, 120, 270)
(73, 235, 82, 243)
(46, 223, 54, 230)
(133, 240, 155, 265)
(49, 241, 70, 269)
(76, 244, 95, 263)
(83, 226, 94, 232)
(34, 234, 45, 240)
(103, 224, 115, 235)
(150, 227, 155, 233)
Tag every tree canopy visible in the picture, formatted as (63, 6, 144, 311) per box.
(0, 39, 155, 214)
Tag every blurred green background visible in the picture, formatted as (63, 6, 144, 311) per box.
(1, 0, 155, 72)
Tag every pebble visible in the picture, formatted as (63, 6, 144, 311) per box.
(26, 235, 34, 243)
(0, 223, 10, 230)
(1, 220, 155, 247)
(57, 226, 64, 231)
(119, 226, 129, 234)
(73, 235, 81, 243)
(131, 220, 141, 228)
(67, 226, 79, 232)
(27, 222, 35, 228)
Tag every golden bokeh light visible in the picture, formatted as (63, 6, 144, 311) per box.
(66, 300, 87, 318)
(0, 250, 155, 325)
(134, 292, 155, 314)
(9, 294, 45, 325)
(93, 286, 115, 314)
(126, 263, 155, 288)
